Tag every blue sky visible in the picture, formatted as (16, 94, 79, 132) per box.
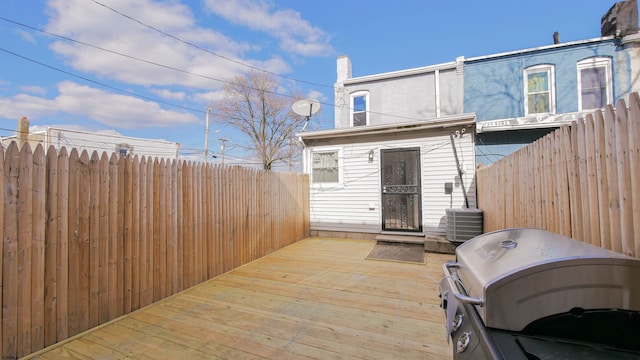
(0, 0, 626, 166)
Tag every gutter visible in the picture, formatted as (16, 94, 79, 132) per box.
(475, 110, 597, 133)
(621, 32, 640, 46)
(297, 113, 476, 141)
(465, 36, 617, 64)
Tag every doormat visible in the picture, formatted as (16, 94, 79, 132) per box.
(366, 242, 425, 264)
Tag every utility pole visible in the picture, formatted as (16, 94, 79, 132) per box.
(204, 106, 211, 163)
(18, 116, 29, 149)
(289, 137, 293, 172)
(218, 138, 228, 166)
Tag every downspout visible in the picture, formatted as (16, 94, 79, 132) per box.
(450, 130, 469, 208)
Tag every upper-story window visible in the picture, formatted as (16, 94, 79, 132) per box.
(524, 65, 555, 115)
(350, 91, 369, 127)
(577, 57, 612, 110)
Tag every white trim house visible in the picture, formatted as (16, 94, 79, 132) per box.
(299, 56, 477, 239)
(3, 125, 180, 160)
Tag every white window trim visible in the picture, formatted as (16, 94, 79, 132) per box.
(309, 147, 343, 186)
(577, 57, 613, 111)
(523, 64, 556, 116)
(350, 91, 369, 127)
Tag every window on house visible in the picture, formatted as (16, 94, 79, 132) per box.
(116, 143, 133, 157)
(312, 151, 339, 183)
(351, 92, 368, 127)
(577, 57, 612, 110)
(524, 65, 555, 115)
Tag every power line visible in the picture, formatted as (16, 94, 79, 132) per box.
(87, 0, 335, 90)
(56, 3, 427, 122)
(0, 19, 313, 111)
(0, 47, 206, 115)
(0, 18, 234, 94)
(2, 17, 426, 123)
(0, 50, 305, 164)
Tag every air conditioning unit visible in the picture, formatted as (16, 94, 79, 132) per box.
(446, 208, 483, 242)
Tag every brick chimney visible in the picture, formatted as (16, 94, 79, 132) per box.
(601, 0, 639, 37)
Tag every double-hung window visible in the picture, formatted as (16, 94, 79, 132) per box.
(577, 57, 612, 110)
(351, 91, 369, 127)
(312, 150, 339, 183)
(524, 65, 555, 115)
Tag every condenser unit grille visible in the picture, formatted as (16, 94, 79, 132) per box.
(446, 208, 483, 242)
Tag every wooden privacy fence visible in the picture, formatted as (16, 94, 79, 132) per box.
(477, 92, 640, 258)
(0, 142, 310, 359)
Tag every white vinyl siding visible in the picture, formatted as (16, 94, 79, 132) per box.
(421, 131, 476, 232)
(307, 131, 476, 234)
(308, 144, 378, 232)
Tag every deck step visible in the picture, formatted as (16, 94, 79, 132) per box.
(424, 234, 457, 254)
(374, 233, 458, 254)
(375, 234, 425, 245)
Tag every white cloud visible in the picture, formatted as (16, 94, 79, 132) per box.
(204, 0, 334, 57)
(0, 81, 199, 129)
(15, 29, 37, 44)
(0, 94, 57, 121)
(44, 0, 286, 89)
(150, 88, 186, 101)
(19, 85, 47, 96)
(192, 90, 225, 105)
(29, 124, 122, 136)
(307, 89, 327, 102)
(250, 55, 291, 75)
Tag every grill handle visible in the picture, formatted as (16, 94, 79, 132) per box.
(442, 262, 484, 306)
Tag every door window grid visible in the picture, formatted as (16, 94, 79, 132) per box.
(381, 149, 421, 232)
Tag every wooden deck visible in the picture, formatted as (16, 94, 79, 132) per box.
(26, 237, 454, 360)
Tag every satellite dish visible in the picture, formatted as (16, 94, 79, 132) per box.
(292, 99, 321, 118)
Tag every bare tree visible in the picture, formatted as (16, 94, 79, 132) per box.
(211, 70, 307, 170)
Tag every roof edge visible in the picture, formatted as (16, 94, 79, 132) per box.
(465, 36, 617, 63)
(297, 113, 476, 141)
(341, 61, 458, 85)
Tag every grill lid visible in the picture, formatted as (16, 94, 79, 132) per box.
(448, 228, 640, 331)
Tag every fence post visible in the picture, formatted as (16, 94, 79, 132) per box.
(628, 93, 640, 258)
(1, 145, 311, 358)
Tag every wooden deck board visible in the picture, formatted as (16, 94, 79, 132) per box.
(25, 237, 454, 360)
